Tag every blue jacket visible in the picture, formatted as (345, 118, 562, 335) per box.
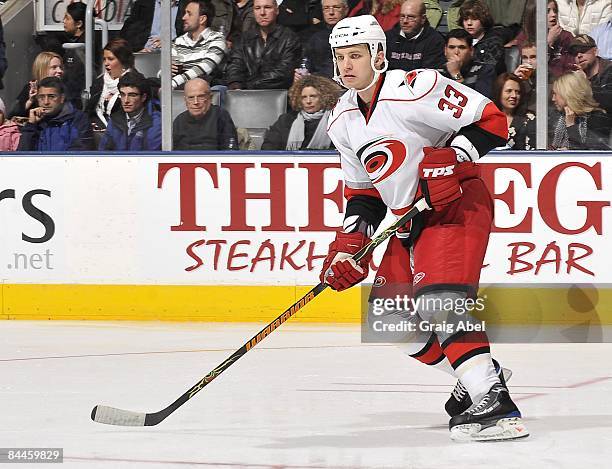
(98, 101, 162, 151)
(17, 102, 93, 151)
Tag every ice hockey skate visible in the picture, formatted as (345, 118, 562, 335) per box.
(445, 359, 513, 417)
(449, 383, 529, 442)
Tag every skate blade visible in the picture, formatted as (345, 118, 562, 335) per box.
(450, 417, 529, 442)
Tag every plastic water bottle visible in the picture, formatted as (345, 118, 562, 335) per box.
(218, 24, 227, 37)
(227, 137, 238, 151)
(297, 57, 310, 77)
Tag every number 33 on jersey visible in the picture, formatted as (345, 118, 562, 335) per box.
(326, 68, 507, 215)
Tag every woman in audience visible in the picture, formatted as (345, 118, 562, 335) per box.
(493, 73, 536, 150)
(261, 75, 338, 151)
(86, 39, 135, 130)
(517, 0, 574, 78)
(10, 52, 64, 118)
(550, 72, 611, 150)
(0, 98, 21, 151)
(62, 2, 92, 109)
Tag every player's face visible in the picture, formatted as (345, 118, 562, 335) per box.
(463, 17, 484, 38)
(322, 0, 348, 27)
(445, 38, 472, 64)
(334, 44, 380, 89)
(500, 79, 521, 113)
(300, 86, 322, 113)
(521, 47, 537, 68)
(399, 2, 426, 36)
(254, 0, 279, 28)
(46, 57, 64, 78)
(547, 2, 558, 28)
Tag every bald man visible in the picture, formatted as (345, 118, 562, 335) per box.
(172, 78, 238, 150)
(386, 0, 446, 71)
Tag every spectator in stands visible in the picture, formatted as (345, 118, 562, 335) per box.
(278, 0, 321, 35)
(0, 18, 7, 90)
(517, 0, 574, 78)
(556, 0, 611, 36)
(425, 0, 528, 31)
(550, 72, 611, 150)
(120, 0, 182, 52)
(493, 73, 536, 150)
(570, 34, 612, 113)
(10, 52, 64, 119)
(261, 75, 337, 150)
(350, 1, 402, 31)
(386, 0, 446, 71)
(226, 0, 302, 90)
(439, 28, 496, 98)
(0, 98, 21, 151)
(98, 72, 161, 151)
(459, 0, 520, 75)
(173, 78, 238, 149)
(62, 2, 89, 109)
(236, 0, 257, 33)
(18, 77, 93, 151)
(298, 0, 349, 81)
(513, 42, 537, 112)
(589, 19, 611, 59)
(208, 0, 243, 46)
(172, 0, 228, 89)
(86, 39, 135, 130)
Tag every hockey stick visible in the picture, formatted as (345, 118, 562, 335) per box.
(91, 198, 430, 426)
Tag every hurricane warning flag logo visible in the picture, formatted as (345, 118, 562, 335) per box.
(356, 137, 407, 184)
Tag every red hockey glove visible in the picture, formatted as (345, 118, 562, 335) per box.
(320, 231, 372, 291)
(418, 147, 462, 211)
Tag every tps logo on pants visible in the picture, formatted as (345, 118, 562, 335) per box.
(357, 137, 407, 184)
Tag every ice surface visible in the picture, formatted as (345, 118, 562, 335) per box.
(1, 321, 611, 468)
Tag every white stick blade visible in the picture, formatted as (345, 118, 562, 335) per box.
(92, 405, 147, 426)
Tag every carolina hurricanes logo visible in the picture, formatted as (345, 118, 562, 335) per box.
(357, 137, 407, 184)
(405, 70, 419, 87)
(373, 276, 387, 287)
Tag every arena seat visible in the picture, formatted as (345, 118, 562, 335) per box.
(134, 52, 161, 78)
(224, 90, 288, 150)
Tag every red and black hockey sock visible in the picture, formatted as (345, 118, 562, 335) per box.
(441, 330, 499, 403)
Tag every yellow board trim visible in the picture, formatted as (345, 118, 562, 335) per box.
(1, 284, 611, 324)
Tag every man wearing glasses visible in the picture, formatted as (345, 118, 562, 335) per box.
(386, 0, 445, 71)
(99, 72, 162, 151)
(570, 34, 612, 114)
(172, 78, 238, 150)
(18, 77, 93, 151)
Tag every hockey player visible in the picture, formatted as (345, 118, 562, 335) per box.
(321, 15, 529, 441)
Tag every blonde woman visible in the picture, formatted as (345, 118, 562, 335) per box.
(10, 51, 64, 118)
(261, 75, 339, 150)
(551, 72, 611, 150)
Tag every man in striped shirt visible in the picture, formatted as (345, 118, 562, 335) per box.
(171, 0, 229, 89)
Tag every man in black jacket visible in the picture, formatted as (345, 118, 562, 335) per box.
(299, 0, 349, 80)
(226, 0, 302, 89)
(119, 0, 184, 52)
(386, 0, 445, 71)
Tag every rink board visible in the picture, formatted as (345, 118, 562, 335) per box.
(0, 152, 610, 323)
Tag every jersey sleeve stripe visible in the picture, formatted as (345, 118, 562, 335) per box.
(344, 186, 382, 200)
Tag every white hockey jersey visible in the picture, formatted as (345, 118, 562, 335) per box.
(327, 69, 499, 215)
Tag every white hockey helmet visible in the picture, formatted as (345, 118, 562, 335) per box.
(329, 15, 388, 90)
